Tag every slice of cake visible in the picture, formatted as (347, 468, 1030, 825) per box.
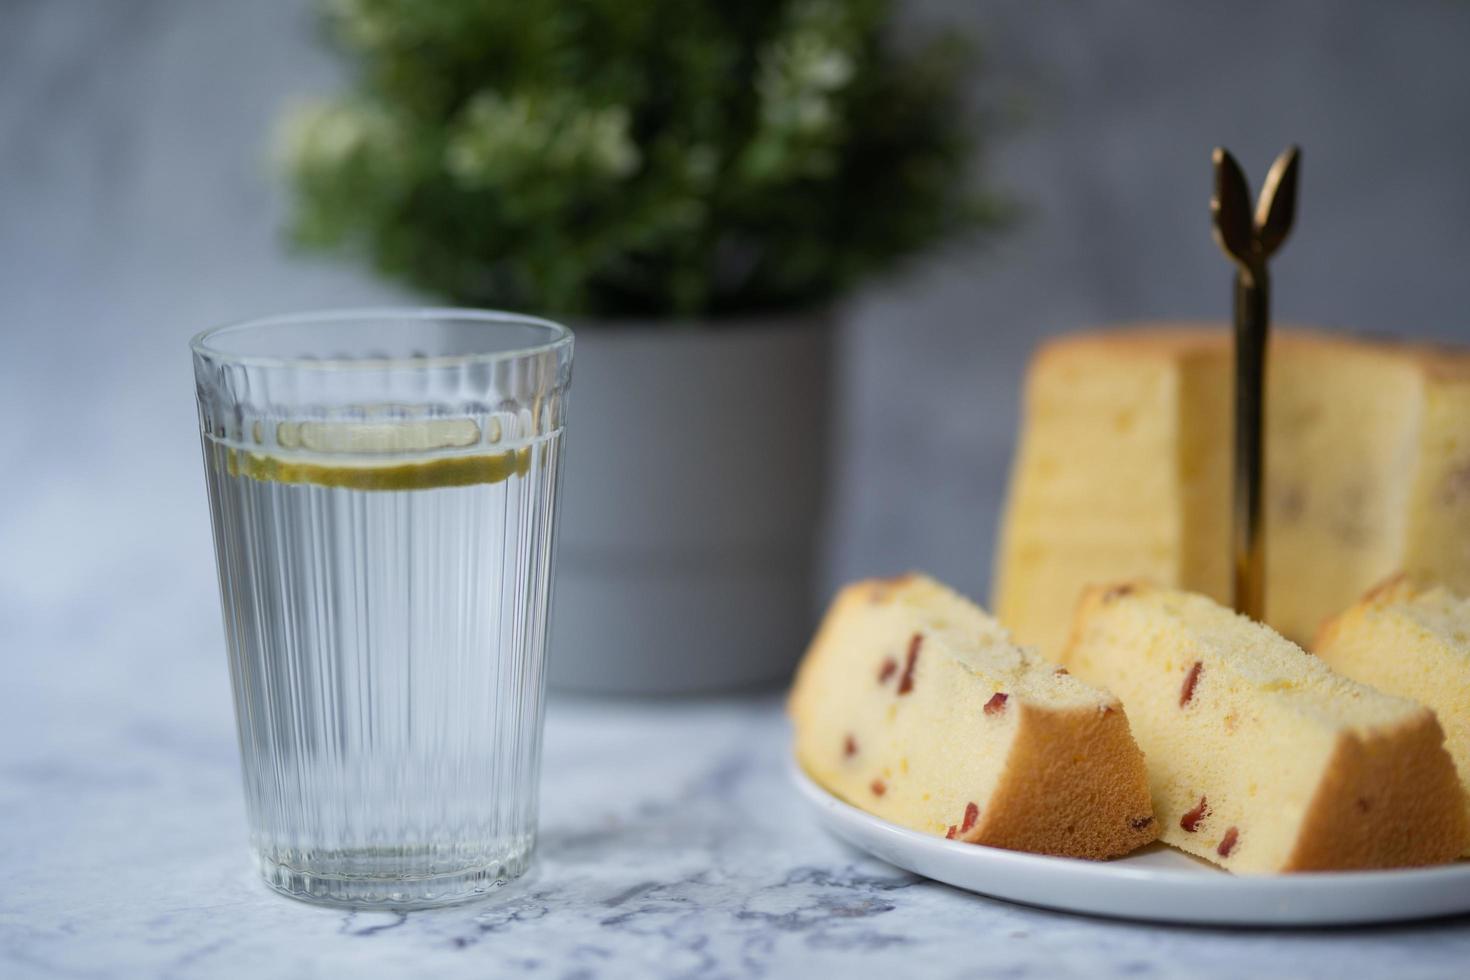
(992, 325, 1470, 658)
(789, 573, 1158, 860)
(1315, 576, 1470, 854)
(1062, 582, 1467, 873)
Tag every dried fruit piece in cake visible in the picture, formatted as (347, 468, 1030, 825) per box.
(1315, 576, 1470, 854)
(789, 573, 1157, 860)
(1063, 582, 1467, 873)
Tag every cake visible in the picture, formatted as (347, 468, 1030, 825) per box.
(789, 573, 1158, 860)
(1062, 582, 1467, 873)
(992, 326, 1470, 658)
(1315, 576, 1470, 854)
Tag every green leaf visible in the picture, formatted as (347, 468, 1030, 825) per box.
(281, 0, 1009, 319)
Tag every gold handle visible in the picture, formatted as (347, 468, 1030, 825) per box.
(1210, 145, 1300, 619)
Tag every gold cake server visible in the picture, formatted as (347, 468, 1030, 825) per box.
(1211, 145, 1300, 618)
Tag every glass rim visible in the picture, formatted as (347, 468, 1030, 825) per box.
(189, 307, 574, 371)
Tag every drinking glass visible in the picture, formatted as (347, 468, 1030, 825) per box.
(191, 309, 573, 907)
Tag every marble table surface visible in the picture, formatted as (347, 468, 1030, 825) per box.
(5, 677, 1470, 979)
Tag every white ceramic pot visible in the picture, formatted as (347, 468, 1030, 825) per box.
(548, 312, 832, 694)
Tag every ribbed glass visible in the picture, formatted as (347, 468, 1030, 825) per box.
(191, 309, 573, 908)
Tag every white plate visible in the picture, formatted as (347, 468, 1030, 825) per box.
(792, 763, 1470, 926)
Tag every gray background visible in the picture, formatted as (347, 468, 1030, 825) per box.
(3, 0, 1470, 661)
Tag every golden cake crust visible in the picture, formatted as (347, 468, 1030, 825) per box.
(978, 700, 1159, 858)
(789, 574, 1158, 860)
(1286, 710, 1467, 871)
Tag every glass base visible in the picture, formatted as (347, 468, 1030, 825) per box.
(255, 848, 534, 909)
